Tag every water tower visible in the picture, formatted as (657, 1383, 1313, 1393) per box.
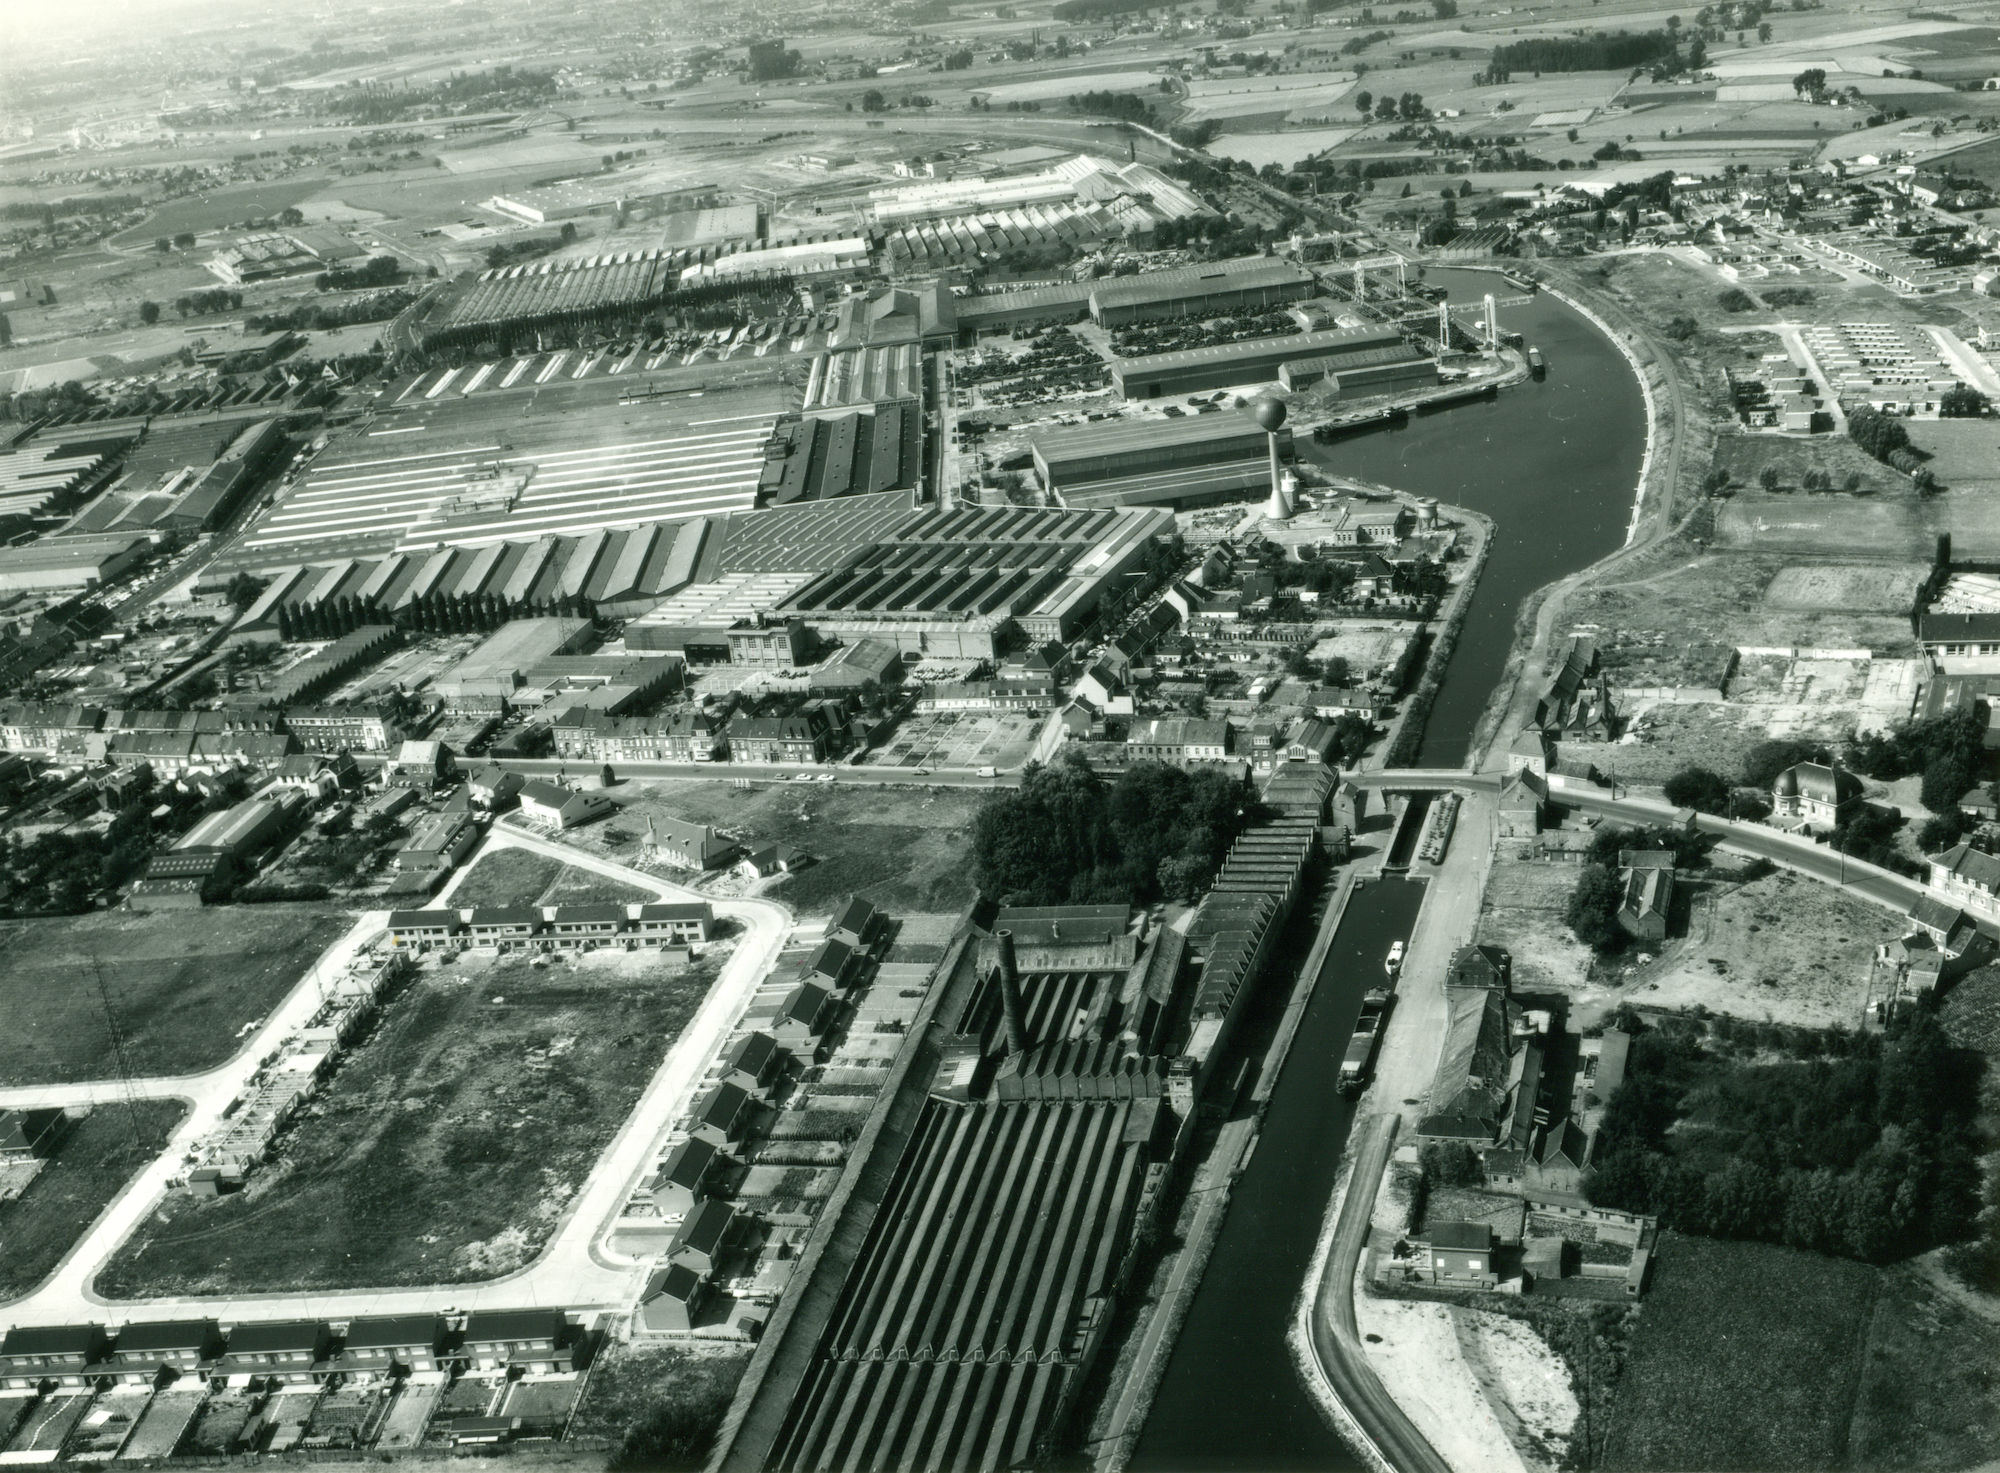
(1255, 396, 1292, 519)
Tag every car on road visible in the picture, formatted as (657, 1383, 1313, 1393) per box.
(912, 767, 931, 776)
(815, 773, 834, 783)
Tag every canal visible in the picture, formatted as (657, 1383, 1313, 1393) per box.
(1130, 274, 1647, 1471)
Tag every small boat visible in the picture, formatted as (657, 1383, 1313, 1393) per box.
(1385, 940, 1405, 977)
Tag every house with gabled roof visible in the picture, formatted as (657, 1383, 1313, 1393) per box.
(1928, 842, 2000, 923)
(639, 1263, 709, 1336)
(828, 895, 878, 951)
(0, 1324, 109, 1390)
(105, 1320, 220, 1386)
(691, 1081, 754, 1149)
(336, 1316, 442, 1382)
(773, 980, 837, 1051)
(670, 1198, 736, 1277)
(459, 1310, 570, 1374)
(722, 1031, 785, 1097)
(652, 1136, 719, 1216)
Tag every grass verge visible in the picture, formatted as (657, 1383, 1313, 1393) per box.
(0, 1101, 186, 1301)
(0, 906, 354, 1087)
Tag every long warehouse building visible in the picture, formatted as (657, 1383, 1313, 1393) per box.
(1087, 255, 1317, 328)
(1029, 411, 1291, 509)
(1111, 326, 1415, 399)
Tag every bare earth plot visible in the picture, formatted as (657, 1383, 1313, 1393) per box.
(0, 1102, 186, 1301)
(1474, 856, 1597, 998)
(96, 947, 724, 1297)
(1614, 867, 1900, 1030)
(1762, 562, 1927, 613)
(0, 906, 356, 1087)
(572, 781, 985, 915)
(446, 846, 649, 908)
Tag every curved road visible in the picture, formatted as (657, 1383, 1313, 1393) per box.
(1301, 1113, 1453, 1473)
(0, 824, 792, 1333)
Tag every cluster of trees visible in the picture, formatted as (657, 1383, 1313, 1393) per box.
(1068, 90, 1157, 127)
(1485, 28, 1680, 76)
(244, 289, 413, 335)
(320, 65, 560, 125)
(316, 254, 401, 291)
(1846, 406, 1921, 478)
(972, 753, 1252, 906)
(1050, 0, 1156, 19)
(1566, 823, 1707, 951)
(2, 194, 145, 223)
(174, 288, 243, 318)
(1586, 1007, 1982, 1263)
(1353, 88, 1430, 121)
(483, 226, 575, 270)
(0, 770, 235, 916)
(1942, 383, 1990, 418)
(1850, 706, 1987, 820)
(277, 586, 545, 642)
(747, 40, 803, 82)
(1281, 648, 1353, 686)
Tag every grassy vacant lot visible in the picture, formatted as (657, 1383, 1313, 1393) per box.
(1846, 1264, 2000, 1470)
(446, 849, 647, 909)
(580, 781, 985, 915)
(1908, 418, 2000, 501)
(0, 1102, 185, 1300)
(1712, 431, 1907, 498)
(110, 177, 332, 246)
(569, 1345, 750, 1469)
(1619, 866, 1898, 1030)
(97, 949, 720, 1296)
(1604, 1232, 1878, 1472)
(0, 906, 354, 1087)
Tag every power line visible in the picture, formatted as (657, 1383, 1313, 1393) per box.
(89, 952, 142, 1145)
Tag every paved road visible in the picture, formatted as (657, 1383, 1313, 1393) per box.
(490, 756, 1018, 789)
(1353, 771, 1925, 920)
(0, 829, 791, 1332)
(1303, 1113, 1452, 1473)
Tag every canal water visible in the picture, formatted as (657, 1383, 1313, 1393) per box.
(1130, 275, 1646, 1472)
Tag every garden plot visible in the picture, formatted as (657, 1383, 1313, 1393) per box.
(1721, 652, 1924, 734)
(974, 71, 1166, 103)
(1762, 562, 1927, 613)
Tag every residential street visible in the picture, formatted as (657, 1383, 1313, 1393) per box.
(0, 828, 791, 1334)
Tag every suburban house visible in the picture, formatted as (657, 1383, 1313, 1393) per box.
(334, 1316, 442, 1382)
(385, 910, 463, 949)
(546, 904, 627, 949)
(214, 1321, 331, 1385)
(459, 1311, 570, 1375)
(1124, 717, 1230, 766)
(517, 779, 616, 830)
(647, 815, 737, 871)
(1927, 843, 2000, 923)
(469, 765, 524, 811)
(1616, 851, 1674, 942)
(721, 1032, 785, 1097)
(727, 711, 838, 765)
(639, 1263, 708, 1336)
(773, 980, 838, 1051)
(1422, 1222, 1498, 1287)
(651, 1136, 720, 1216)
(0, 1107, 63, 1160)
(737, 843, 808, 880)
(691, 1081, 754, 1149)
(0, 1325, 109, 1390)
(464, 907, 542, 949)
(829, 895, 879, 952)
(385, 740, 457, 789)
(1770, 760, 1862, 833)
(395, 811, 478, 873)
(633, 901, 713, 945)
(670, 1198, 736, 1277)
(105, 1320, 221, 1386)
(806, 936, 858, 989)
(1497, 773, 1544, 839)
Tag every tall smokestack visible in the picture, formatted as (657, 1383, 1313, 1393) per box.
(996, 929, 1027, 1056)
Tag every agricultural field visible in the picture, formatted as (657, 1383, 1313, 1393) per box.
(96, 946, 724, 1296)
(1602, 1233, 1879, 1472)
(0, 906, 355, 1087)
(0, 1102, 186, 1300)
(1907, 418, 2000, 502)
(107, 177, 334, 247)
(571, 780, 985, 916)
(568, 1344, 751, 1467)
(1845, 1264, 2000, 1469)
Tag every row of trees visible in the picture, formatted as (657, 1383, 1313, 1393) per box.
(1068, 90, 1158, 127)
(1485, 28, 1680, 76)
(276, 586, 570, 643)
(1586, 1008, 1983, 1263)
(972, 753, 1252, 906)
(317, 254, 402, 292)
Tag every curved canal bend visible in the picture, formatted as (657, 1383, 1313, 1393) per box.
(1129, 271, 1648, 1471)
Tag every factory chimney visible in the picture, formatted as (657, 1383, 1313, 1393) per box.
(996, 929, 1027, 1056)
